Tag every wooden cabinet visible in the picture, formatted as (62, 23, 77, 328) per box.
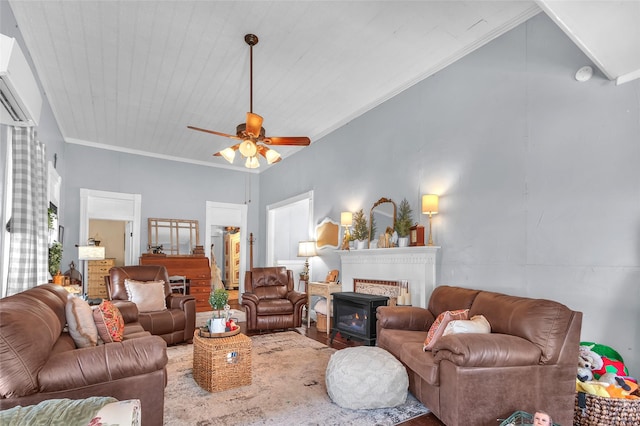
(140, 255, 212, 312)
(87, 258, 115, 300)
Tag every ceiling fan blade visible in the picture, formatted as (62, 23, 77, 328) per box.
(246, 113, 263, 137)
(187, 125, 241, 140)
(263, 136, 311, 146)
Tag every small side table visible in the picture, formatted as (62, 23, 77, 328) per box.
(307, 282, 342, 334)
(192, 330, 252, 392)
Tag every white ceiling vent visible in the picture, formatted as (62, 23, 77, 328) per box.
(0, 33, 42, 126)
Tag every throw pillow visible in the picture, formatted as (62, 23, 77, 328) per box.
(124, 279, 167, 313)
(423, 309, 469, 351)
(93, 300, 125, 343)
(442, 314, 491, 336)
(65, 294, 98, 348)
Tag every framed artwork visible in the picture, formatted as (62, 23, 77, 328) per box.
(315, 217, 339, 249)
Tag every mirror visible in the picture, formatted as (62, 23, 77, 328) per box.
(368, 197, 396, 245)
(148, 218, 199, 255)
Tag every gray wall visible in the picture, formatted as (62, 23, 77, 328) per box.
(259, 14, 640, 375)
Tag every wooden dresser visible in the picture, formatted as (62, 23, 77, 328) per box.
(87, 258, 115, 300)
(139, 254, 212, 312)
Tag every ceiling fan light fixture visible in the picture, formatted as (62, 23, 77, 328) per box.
(219, 147, 236, 163)
(245, 156, 260, 169)
(239, 139, 257, 157)
(265, 148, 281, 164)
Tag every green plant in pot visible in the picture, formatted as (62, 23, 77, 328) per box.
(395, 198, 413, 247)
(208, 288, 230, 333)
(48, 241, 63, 278)
(351, 209, 369, 249)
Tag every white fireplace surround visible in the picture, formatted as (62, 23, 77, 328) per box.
(338, 246, 440, 309)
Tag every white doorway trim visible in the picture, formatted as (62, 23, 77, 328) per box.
(205, 201, 248, 294)
(266, 190, 314, 267)
(79, 189, 141, 265)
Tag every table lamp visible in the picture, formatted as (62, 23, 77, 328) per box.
(297, 240, 317, 281)
(340, 211, 353, 250)
(421, 194, 439, 246)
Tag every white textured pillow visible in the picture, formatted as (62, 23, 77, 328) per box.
(65, 294, 98, 348)
(442, 314, 491, 336)
(124, 279, 167, 312)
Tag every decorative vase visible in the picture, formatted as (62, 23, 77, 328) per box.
(397, 237, 409, 248)
(209, 318, 226, 333)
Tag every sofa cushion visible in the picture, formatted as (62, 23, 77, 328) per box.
(0, 396, 118, 425)
(423, 309, 468, 351)
(443, 314, 491, 336)
(124, 279, 167, 313)
(65, 295, 98, 348)
(93, 301, 125, 343)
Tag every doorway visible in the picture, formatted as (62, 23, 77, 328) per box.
(205, 201, 247, 294)
(266, 191, 314, 290)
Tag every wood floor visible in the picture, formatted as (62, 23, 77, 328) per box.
(228, 296, 444, 426)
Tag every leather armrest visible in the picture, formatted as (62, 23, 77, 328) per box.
(376, 306, 434, 331)
(166, 293, 196, 310)
(433, 333, 542, 367)
(286, 290, 306, 305)
(111, 300, 139, 324)
(38, 336, 168, 392)
(241, 292, 259, 307)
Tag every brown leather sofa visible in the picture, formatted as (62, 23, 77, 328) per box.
(107, 265, 196, 345)
(0, 284, 167, 425)
(376, 285, 582, 426)
(242, 266, 306, 331)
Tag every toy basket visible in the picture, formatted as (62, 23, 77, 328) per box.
(499, 410, 533, 426)
(574, 390, 640, 425)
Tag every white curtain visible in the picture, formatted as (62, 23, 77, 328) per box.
(6, 127, 48, 295)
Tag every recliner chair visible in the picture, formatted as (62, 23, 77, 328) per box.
(106, 265, 196, 345)
(242, 266, 306, 331)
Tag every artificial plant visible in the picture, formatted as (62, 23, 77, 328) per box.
(395, 198, 414, 238)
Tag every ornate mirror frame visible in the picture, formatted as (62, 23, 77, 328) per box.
(368, 197, 396, 244)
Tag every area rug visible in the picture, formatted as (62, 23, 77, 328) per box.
(164, 331, 429, 425)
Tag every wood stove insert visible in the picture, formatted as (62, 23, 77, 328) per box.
(330, 292, 389, 346)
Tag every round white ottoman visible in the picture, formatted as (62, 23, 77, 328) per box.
(325, 346, 408, 409)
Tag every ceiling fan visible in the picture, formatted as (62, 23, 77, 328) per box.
(188, 34, 310, 169)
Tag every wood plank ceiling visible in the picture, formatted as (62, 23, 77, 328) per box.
(6, 1, 639, 172)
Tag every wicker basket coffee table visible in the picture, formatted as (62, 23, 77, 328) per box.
(192, 329, 252, 392)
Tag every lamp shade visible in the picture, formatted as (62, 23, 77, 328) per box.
(78, 246, 105, 260)
(219, 147, 236, 163)
(297, 240, 317, 257)
(340, 212, 353, 226)
(422, 194, 439, 215)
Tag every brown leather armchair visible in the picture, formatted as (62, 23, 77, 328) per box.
(106, 265, 196, 345)
(242, 267, 306, 331)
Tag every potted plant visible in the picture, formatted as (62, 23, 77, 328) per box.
(395, 198, 413, 247)
(208, 288, 229, 333)
(351, 209, 368, 249)
(48, 241, 63, 279)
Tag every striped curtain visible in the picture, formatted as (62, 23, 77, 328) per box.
(6, 127, 48, 295)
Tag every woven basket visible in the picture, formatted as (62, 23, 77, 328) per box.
(316, 313, 331, 332)
(193, 331, 252, 392)
(574, 390, 640, 425)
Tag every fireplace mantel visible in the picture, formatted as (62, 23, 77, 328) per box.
(338, 246, 440, 309)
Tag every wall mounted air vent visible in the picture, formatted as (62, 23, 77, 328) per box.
(0, 33, 42, 126)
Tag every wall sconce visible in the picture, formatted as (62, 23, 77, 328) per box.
(421, 194, 439, 246)
(340, 211, 353, 251)
(297, 240, 317, 281)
